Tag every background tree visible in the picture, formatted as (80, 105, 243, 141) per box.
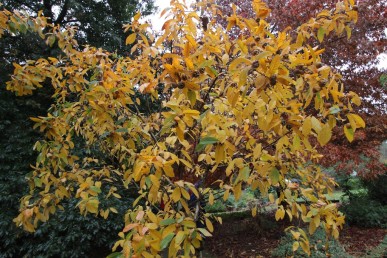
(1, 0, 156, 53)
(2, 0, 361, 257)
(216, 0, 387, 180)
(0, 1, 156, 257)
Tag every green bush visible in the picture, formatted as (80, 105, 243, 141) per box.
(205, 188, 260, 213)
(205, 199, 227, 213)
(363, 174, 387, 205)
(340, 197, 387, 228)
(272, 228, 351, 258)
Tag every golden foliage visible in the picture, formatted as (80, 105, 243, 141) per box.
(1, 0, 362, 256)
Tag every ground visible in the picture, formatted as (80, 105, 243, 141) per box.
(205, 213, 386, 257)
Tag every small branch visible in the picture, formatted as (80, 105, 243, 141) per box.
(130, 102, 158, 144)
(262, 130, 292, 150)
(199, 73, 223, 111)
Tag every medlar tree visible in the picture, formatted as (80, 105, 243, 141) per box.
(1, 0, 362, 257)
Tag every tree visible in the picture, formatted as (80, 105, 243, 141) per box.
(1, 0, 156, 53)
(1, 0, 362, 256)
(215, 0, 387, 179)
(0, 1, 156, 257)
(262, 0, 387, 180)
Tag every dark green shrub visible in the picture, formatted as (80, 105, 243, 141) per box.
(340, 197, 387, 228)
(205, 200, 227, 213)
(205, 188, 260, 213)
(272, 228, 352, 258)
(1, 197, 133, 258)
(362, 174, 387, 205)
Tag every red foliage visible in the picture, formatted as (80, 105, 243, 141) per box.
(318, 114, 387, 179)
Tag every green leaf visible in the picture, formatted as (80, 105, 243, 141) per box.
(329, 106, 341, 114)
(195, 136, 218, 152)
(160, 218, 175, 226)
(19, 23, 27, 34)
(160, 233, 175, 249)
(34, 177, 42, 188)
(115, 128, 128, 133)
(344, 125, 354, 142)
(187, 90, 196, 106)
(198, 59, 214, 68)
(107, 252, 123, 258)
(317, 27, 325, 43)
(269, 168, 280, 185)
(90, 186, 101, 193)
(236, 167, 250, 183)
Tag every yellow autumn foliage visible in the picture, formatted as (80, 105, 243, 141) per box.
(0, 0, 363, 257)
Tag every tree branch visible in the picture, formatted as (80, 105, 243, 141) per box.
(55, 0, 70, 25)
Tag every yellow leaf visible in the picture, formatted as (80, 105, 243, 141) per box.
(182, 220, 196, 228)
(348, 113, 365, 128)
(317, 124, 331, 146)
(147, 211, 158, 224)
(233, 183, 242, 200)
(146, 223, 158, 230)
(237, 39, 248, 54)
(290, 230, 301, 240)
(197, 227, 212, 237)
(30, 117, 42, 123)
(223, 189, 230, 201)
(350, 92, 361, 106)
(185, 58, 194, 70)
(309, 220, 317, 234)
(293, 134, 301, 151)
(181, 188, 190, 200)
(123, 223, 138, 233)
(209, 192, 214, 205)
(163, 166, 175, 177)
(269, 193, 275, 203)
(238, 69, 248, 87)
(179, 158, 192, 169)
(300, 240, 310, 256)
(269, 55, 281, 74)
(205, 218, 214, 232)
(229, 57, 251, 71)
(125, 33, 136, 45)
(302, 117, 312, 136)
(171, 188, 181, 202)
(175, 231, 186, 245)
(215, 144, 225, 164)
(85, 199, 99, 214)
(293, 241, 300, 252)
(311, 116, 322, 133)
(183, 109, 200, 117)
(275, 207, 285, 221)
(133, 12, 141, 21)
(142, 251, 154, 258)
(252, 206, 257, 217)
(160, 8, 170, 18)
